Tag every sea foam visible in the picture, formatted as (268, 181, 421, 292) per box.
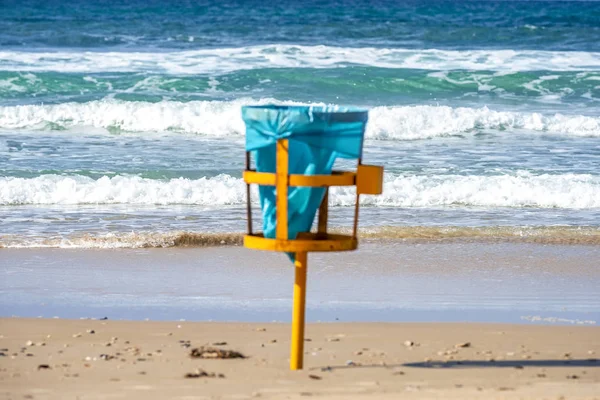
(2, 226, 600, 249)
(1, 99, 600, 138)
(1, 46, 600, 73)
(2, 172, 599, 209)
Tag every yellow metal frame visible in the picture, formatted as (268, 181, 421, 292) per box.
(243, 139, 383, 370)
(244, 233, 357, 252)
(243, 170, 356, 187)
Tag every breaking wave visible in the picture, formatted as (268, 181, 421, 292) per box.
(2, 46, 600, 74)
(1, 98, 600, 138)
(2, 172, 599, 209)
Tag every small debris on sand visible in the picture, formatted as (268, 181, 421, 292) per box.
(184, 368, 225, 378)
(86, 329, 95, 334)
(25, 341, 34, 346)
(309, 374, 322, 380)
(256, 328, 266, 332)
(73, 333, 82, 338)
(455, 342, 471, 348)
(404, 340, 414, 347)
(37, 364, 51, 370)
(212, 342, 227, 346)
(190, 347, 246, 359)
(438, 349, 458, 356)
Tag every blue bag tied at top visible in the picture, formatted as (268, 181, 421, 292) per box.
(242, 105, 368, 260)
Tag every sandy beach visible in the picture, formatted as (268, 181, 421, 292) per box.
(1, 318, 598, 399)
(1, 242, 598, 398)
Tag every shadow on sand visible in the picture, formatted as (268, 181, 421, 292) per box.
(403, 359, 598, 369)
(313, 358, 598, 371)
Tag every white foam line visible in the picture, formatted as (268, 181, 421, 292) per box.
(1, 98, 599, 138)
(2, 172, 599, 209)
(1, 45, 600, 74)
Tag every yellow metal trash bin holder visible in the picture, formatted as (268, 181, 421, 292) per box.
(243, 136, 383, 370)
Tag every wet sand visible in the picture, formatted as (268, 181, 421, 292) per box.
(1, 243, 599, 323)
(0, 318, 598, 399)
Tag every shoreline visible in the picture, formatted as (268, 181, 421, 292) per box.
(2, 225, 600, 248)
(1, 318, 598, 399)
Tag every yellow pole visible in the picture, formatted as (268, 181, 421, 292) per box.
(275, 139, 289, 240)
(290, 251, 307, 370)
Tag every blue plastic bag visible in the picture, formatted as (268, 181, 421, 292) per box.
(242, 105, 367, 259)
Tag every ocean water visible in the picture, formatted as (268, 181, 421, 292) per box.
(1, 0, 600, 248)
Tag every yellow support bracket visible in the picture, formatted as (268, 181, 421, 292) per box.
(356, 164, 384, 195)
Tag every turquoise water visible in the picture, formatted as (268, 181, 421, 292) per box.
(1, 0, 600, 248)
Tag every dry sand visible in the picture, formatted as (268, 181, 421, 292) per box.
(0, 318, 598, 399)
